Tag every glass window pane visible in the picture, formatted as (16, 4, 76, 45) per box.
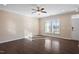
(52, 19, 60, 34)
(45, 21, 51, 33)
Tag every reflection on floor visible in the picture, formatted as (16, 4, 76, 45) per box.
(0, 36, 79, 54)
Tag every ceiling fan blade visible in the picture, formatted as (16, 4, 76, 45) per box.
(41, 8, 44, 10)
(32, 8, 37, 13)
(36, 7, 41, 11)
(32, 9, 36, 10)
(41, 11, 47, 13)
(32, 11, 36, 13)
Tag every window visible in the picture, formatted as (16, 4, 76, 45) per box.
(45, 21, 51, 33)
(52, 19, 60, 34)
(44, 18, 60, 34)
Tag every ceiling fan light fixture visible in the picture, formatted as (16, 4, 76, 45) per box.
(37, 12, 41, 15)
(32, 6, 47, 15)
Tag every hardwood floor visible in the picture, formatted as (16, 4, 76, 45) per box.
(0, 36, 79, 54)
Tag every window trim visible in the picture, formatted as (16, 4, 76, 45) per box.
(44, 18, 60, 35)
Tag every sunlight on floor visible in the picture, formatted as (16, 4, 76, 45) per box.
(52, 40, 60, 52)
(45, 39, 51, 51)
(24, 33, 33, 41)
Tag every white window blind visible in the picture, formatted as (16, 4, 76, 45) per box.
(45, 21, 51, 33)
(44, 18, 60, 34)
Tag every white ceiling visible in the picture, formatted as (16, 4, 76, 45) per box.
(0, 4, 79, 18)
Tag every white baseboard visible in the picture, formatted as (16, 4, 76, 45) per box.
(42, 34, 72, 40)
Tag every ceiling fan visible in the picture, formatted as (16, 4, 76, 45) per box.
(32, 6, 47, 15)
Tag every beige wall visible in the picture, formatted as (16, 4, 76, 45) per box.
(0, 9, 79, 43)
(39, 11, 79, 39)
(0, 10, 39, 43)
(24, 16, 39, 37)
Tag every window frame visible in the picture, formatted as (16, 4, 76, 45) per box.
(44, 18, 60, 35)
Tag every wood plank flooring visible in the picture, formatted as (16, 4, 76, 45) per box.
(0, 36, 79, 54)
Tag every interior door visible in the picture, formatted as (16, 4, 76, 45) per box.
(72, 18, 79, 40)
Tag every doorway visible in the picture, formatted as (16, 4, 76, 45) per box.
(71, 14, 79, 40)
